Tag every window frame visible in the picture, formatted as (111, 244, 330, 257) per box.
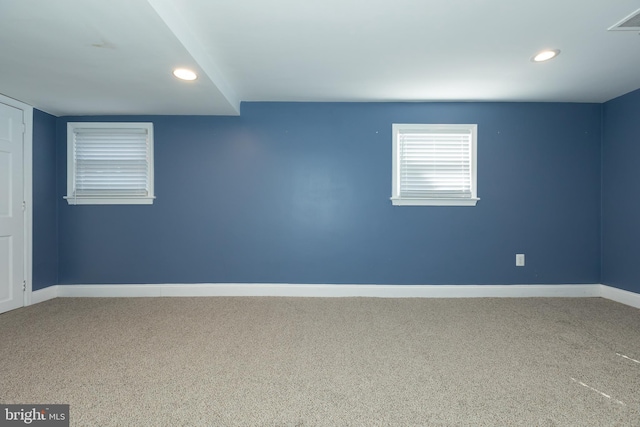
(391, 123, 479, 207)
(65, 122, 155, 205)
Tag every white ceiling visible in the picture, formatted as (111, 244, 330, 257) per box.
(1, 0, 640, 116)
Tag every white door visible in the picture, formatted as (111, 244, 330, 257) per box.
(0, 102, 24, 313)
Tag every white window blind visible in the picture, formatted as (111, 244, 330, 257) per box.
(399, 129, 471, 198)
(65, 122, 154, 205)
(392, 124, 479, 206)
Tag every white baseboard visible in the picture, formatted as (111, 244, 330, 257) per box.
(26, 283, 639, 310)
(600, 285, 640, 309)
(31, 285, 59, 304)
(53, 283, 602, 299)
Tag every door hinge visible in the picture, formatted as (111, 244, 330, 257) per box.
(22, 201, 26, 212)
(22, 123, 26, 134)
(22, 281, 26, 291)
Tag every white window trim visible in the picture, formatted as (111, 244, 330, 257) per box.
(391, 123, 479, 207)
(65, 122, 155, 205)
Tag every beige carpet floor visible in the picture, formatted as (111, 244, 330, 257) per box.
(1, 296, 639, 426)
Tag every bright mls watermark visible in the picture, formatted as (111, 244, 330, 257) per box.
(0, 405, 69, 426)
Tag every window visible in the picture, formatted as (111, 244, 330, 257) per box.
(391, 124, 479, 206)
(65, 122, 155, 205)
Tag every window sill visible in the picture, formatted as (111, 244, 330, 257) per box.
(64, 196, 155, 205)
(391, 197, 479, 207)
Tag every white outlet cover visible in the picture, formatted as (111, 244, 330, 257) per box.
(516, 254, 525, 267)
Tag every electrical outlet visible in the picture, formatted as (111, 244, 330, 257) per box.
(516, 254, 525, 267)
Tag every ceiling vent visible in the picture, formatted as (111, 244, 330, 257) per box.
(608, 8, 640, 31)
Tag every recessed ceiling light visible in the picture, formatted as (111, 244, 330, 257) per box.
(172, 68, 197, 81)
(532, 49, 560, 62)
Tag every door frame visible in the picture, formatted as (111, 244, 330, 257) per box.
(0, 93, 33, 307)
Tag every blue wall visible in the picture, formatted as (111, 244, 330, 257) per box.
(602, 88, 640, 293)
(55, 102, 602, 285)
(32, 109, 57, 290)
